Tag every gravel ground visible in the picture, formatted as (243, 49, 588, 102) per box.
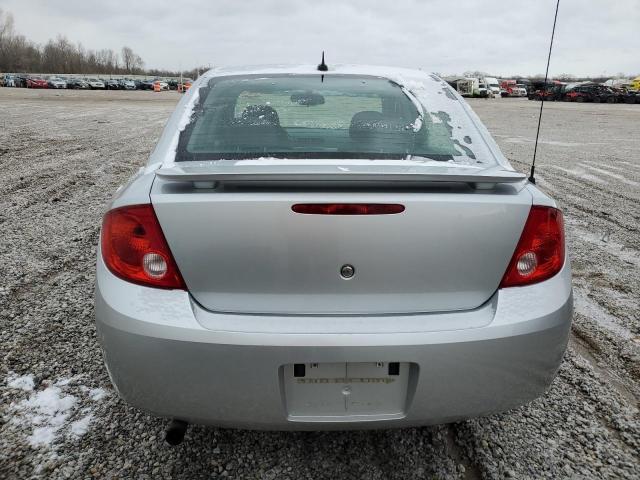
(1, 89, 639, 479)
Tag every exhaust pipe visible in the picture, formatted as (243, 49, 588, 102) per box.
(165, 419, 188, 446)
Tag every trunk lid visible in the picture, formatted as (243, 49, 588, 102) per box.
(151, 163, 531, 315)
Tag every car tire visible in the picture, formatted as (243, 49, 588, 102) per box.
(576, 96, 584, 103)
(606, 96, 616, 104)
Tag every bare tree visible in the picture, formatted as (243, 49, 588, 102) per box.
(95, 49, 119, 73)
(132, 53, 144, 73)
(121, 46, 134, 73)
(121, 46, 144, 74)
(556, 73, 576, 82)
(0, 8, 16, 69)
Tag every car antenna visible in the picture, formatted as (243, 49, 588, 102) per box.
(317, 51, 328, 72)
(529, 0, 561, 185)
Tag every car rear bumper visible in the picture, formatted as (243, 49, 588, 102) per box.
(95, 253, 572, 430)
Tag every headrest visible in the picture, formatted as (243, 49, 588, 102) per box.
(239, 105, 281, 127)
(349, 111, 387, 140)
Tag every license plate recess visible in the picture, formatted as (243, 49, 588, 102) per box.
(283, 362, 410, 421)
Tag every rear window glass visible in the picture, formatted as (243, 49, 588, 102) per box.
(176, 75, 483, 163)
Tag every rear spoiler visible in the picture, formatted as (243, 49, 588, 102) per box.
(155, 163, 527, 189)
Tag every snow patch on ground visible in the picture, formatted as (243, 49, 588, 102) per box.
(7, 373, 35, 391)
(17, 385, 77, 447)
(70, 413, 93, 437)
(6, 372, 109, 450)
(89, 388, 107, 401)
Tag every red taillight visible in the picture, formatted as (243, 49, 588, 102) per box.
(292, 204, 405, 215)
(101, 204, 186, 289)
(500, 206, 565, 288)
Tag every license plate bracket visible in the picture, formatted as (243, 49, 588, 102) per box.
(283, 362, 410, 421)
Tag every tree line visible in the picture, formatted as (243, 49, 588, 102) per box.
(0, 9, 201, 77)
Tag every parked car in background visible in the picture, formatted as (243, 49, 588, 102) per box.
(120, 79, 137, 90)
(527, 81, 563, 101)
(26, 77, 49, 88)
(96, 65, 572, 434)
(14, 75, 28, 88)
(549, 83, 569, 101)
(1, 74, 16, 87)
(531, 87, 561, 101)
(564, 84, 619, 103)
(47, 76, 67, 89)
(514, 84, 528, 97)
(86, 78, 106, 90)
(105, 79, 121, 90)
(527, 82, 567, 102)
(67, 78, 90, 89)
(500, 80, 527, 97)
(623, 90, 640, 104)
(139, 79, 155, 90)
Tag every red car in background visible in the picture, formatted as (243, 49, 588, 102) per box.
(26, 77, 49, 88)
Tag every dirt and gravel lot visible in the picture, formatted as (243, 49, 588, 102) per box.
(1, 88, 639, 479)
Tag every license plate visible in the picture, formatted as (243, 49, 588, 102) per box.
(283, 362, 410, 420)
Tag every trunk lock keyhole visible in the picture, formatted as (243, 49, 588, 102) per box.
(340, 264, 355, 279)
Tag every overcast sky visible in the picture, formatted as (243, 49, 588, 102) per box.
(2, 0, 638, 76)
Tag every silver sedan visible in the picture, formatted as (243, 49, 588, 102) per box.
(95, 65, 572, 437)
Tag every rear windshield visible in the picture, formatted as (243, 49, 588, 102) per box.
(176, 74, 483, 162)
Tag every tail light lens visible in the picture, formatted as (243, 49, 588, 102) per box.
(101, 204, 186, 289)
(500, 206, 565, 288)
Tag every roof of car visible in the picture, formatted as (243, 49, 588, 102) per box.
(199, 65, 453, 104)
(203, 64, 431, 81)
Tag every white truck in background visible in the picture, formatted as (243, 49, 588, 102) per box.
(484, 77, 501, 98)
